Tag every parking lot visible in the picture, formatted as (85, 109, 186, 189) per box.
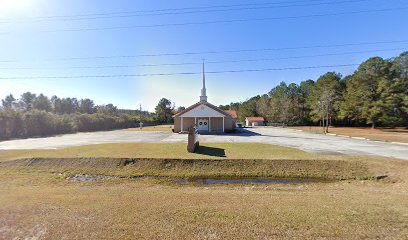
(0, 127, 407, 160)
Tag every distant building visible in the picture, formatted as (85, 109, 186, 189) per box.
(245, 117, 265, 127)
(173, 64, 236, 134)
(224, 110, 238, 120)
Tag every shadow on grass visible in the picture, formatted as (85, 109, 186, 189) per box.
(195, 145, 226, 157)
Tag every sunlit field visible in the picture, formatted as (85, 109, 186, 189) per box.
(1, 143, 407, 239)
(0, 0, 407, 238)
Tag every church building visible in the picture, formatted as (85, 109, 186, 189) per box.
(173, 64, 237, 133)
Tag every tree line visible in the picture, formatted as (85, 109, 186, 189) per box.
(219, 52, 407, 128)
(0, 93, 157, 140)
(1, 52, 406, 140)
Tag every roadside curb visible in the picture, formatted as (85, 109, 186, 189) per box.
(391, 142, 408, 146)
(336, 135, 350, 138)
(351, 137, 367, 140)
(332, 134, 408, 146)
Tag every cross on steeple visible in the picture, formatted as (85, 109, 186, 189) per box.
(200, 59, 208, 102)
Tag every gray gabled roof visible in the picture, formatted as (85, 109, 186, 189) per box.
(173, 101, 233, 119)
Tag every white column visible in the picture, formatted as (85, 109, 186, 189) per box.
(181, 117, 183, 132)
(195, 117, 197, 125)
(209, 117, 211, 132)
(222, 116, 225, 133)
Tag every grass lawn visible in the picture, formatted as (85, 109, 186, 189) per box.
(1, 142, 407, 239)
(0, 142, 314, 161)
(291, 126, 408, 143)
(0, 143, 389, 180)
(121, 124, 174, 132)
(0, 143, 373, 181)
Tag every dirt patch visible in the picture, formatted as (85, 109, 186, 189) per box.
(65, 175, 317, 185)
(179, 178, 314, 185)
(67, 174, 118, 182)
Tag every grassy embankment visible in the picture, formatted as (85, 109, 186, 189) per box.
(291, 126, 408, 143)
(0, 142, 389, 180)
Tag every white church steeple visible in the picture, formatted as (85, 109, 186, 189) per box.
(200, 61, 208, 102)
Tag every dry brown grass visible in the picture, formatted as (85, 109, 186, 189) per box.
(291, 126, 408, 143)
(1, 143, 407, 239)
(0, 142, 399, 180)
(1, 157, 370, 180)
(0, 168, 407, 239)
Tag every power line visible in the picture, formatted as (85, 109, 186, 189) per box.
(0, 0, 323, 20)
(0, 0, 364, 21)
(35, 7, 408, 33)
(203, 47, 406, 64)
(0, 63, 360, 79)
(0, 0, 374, 23)
(0, 40, 405, 63)
(11, 39, 405, 62)
(0, 47, 404, 70)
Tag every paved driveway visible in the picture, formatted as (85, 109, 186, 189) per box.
(0, 128, 407, 160)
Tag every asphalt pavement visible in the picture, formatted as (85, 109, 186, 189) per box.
(0, 127, 407, 160)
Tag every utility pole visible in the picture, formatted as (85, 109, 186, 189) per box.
(319, 101, 325, 134)
(139, 104, 143, 129)
(326, 102, 330, 134)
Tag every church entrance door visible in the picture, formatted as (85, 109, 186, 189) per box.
(197, 119, 209, 132)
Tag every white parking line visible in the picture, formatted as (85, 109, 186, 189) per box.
(351, 137, 367, 140)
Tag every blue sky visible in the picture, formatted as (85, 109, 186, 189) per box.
(0, 0, 407, 111)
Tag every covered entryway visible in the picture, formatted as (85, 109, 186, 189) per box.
(177, 103, 227, 133)
(197, 119, 209, 132)
(174, 103, 235, 134)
